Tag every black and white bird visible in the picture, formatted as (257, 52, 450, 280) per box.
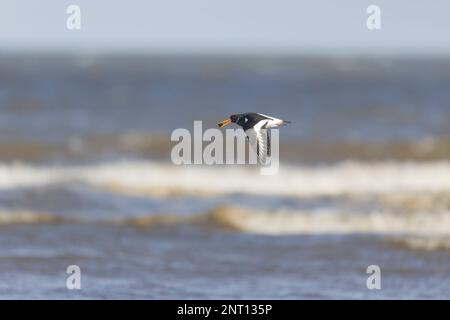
(218, 112, 290, 164)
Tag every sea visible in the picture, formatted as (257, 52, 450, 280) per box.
(0, 54, 449, 299)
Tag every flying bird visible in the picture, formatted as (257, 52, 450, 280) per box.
(218, 112, 290, 164)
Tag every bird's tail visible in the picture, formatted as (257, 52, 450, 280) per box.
(282, 120, 291, 126)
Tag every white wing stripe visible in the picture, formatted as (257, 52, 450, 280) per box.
(245, 119, 270, 164)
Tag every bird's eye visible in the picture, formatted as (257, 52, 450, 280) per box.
(244, 118, 248, 122)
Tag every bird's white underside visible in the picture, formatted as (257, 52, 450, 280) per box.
(245, 118, 269, 164)
(244, 113, 285, 164)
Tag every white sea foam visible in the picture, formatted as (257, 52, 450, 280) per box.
(1, 205, 450, 240)
(204, 206, 450, 236)
(0, 210, 71, 224)
(388, 236, 450, 251)
(0, 160, 449, 197)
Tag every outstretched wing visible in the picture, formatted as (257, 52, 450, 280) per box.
(256, 113, 290, 128)
(245, 126, 270, 164)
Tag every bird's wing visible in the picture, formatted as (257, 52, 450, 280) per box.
(245, 123, 270, 164)
(256, 113, 285, 128)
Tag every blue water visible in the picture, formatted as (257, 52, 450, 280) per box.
(0, 54, 449, 299)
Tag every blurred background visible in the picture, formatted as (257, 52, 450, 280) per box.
(0, 0, 449, 299)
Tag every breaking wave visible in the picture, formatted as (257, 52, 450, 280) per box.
(387, 236, 450, 251)
(1, 205, 449, 236)
(0, 160, 450, 197)
(0, 210, 75, 225)
(3, 203, 450, 251)
(1, 160, 450, 250)
(196, 206, 450, 236)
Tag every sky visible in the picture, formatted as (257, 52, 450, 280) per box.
(0, 0, 449, 55)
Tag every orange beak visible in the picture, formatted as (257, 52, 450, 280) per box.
(218, 118, 231, 128)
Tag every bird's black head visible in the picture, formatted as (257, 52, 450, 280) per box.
(230, 114, 242, 124)
(218, 113, 255, 128)
(218, 113, 244, 128)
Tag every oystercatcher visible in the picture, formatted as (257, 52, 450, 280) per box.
(218, 113, 290, 164)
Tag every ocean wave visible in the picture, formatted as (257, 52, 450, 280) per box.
(0, 210, 74, 225)
(196, 206, 450, 236)
(1, 160, 449, 197)
(387, 236, 450, 251)
(1, 205, 450, 237)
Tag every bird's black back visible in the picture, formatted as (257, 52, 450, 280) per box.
(232, 113, 269, 131)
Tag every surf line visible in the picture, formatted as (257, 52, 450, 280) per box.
(177, 304, 211, 318)
(171, 120, 280, 175)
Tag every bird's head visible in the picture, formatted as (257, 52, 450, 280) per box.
(218, 114, 242, 128)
